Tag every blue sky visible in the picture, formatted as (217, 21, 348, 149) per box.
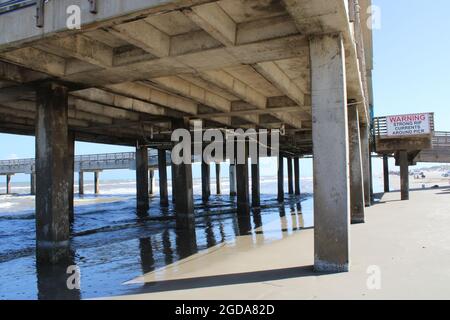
(0, 0, 448, 183)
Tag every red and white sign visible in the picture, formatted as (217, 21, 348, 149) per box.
(386, 113, 431, 137)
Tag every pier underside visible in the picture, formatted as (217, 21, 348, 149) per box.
(0, 0, 374, 272)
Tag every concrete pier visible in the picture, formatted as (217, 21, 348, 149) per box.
(171, 161, 176, 203)
(158, 149, 169, 207)
(30, 173, 36, 195)
(294, 157, 300, 196)
(348, 104, 365, 224)
(136, 145, 149, 212)
(277, 155, 284, 202)
(399, 150, 409, 200)
(35, 82, 71, 264)
(229, 164, 237, 197)
(310, 34, 350, 272)
(360, 124, 372, 207)
(251, 157, 260, 208)
(236, 148, 249, 214)
(94, 171, 100, 194)
(68, 132, 75, 223)
(287, 157, 294, 195)
(6, 174, 11, 194)
(149, 169, 154, 195)
(383, 155, 390, 192)
(172, 119, 194, 228)
(201, 158, 211, 203)
(78, 172, 84, 195)
(215, 163, 221, 195)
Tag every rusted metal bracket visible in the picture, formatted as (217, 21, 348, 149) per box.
(88, 0, 97, 14)
(36, 0, 45, 28)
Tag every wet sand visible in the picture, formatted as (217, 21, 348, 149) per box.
(111, 187, 450, 300)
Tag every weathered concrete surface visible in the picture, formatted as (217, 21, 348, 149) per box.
(383, 155, 390, 193)
(94, 171, 100, 194)
(201, 159, 211, 203)
(348, 105, 365, 223)
(112, 188, 450, 300)
(399, 150, 409, 201)
(136, 145, 149, 212)
(294, 157, 300, 195)
(251, 159, 260, 208)
(149, 169, 155, 195)
(229, 164, 237, 197)
(360, 124, 371, 206)
(287, 157, 293, 194)
(158, 149, 168, 207)
(277, 155, 284, 202)
(310, 34, 350, 272)
(215, 163, 221, 195)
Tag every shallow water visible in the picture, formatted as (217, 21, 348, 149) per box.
(0, 177, 313, 300)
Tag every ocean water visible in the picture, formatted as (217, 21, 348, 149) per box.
(0, 176, 314, 300)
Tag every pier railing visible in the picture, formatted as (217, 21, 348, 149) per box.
(0, 0, 35, 15)
(432, 131, 450, 148)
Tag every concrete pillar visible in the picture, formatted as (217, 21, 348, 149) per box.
(360, 124, 371, 207)
(277, 155, 284, 202)
(35, 82, 71, 264)
(251, 157, 260, 208)
(30, 173, 36, 195)
(215, 163, 221, 195)
(6, 174, 11, 194)
(348, 104, 365, 224)
(287, 157, 294, 194)
(94, 171, 100, 194)
(201, 158, 211, 203)
(172, 119, 195, 229)
(171, 161, 176, 203)
(310, 34, 350, 272)
(149, 169, 155, 195)
(78, 172, 84, 195)
(158, 149, 169, 207)
(294, 157, 300, 195)
(383, 155, 390, 193)
(229, 164, 237, 196)
(236, 145, 250, 214)
(68, 132, 75, 223)
(399, 150, 409, 201)
(136, 145, 149, 212)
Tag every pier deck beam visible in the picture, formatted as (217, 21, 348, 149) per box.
(149, 169, 154, 195)
(6, 174, 12, 194)
(136, 145, 149, 213)
(215, 163, 221, 195)
(30, 173, 36, 195)
(94, 171, 100, 194)
(172, 119, 194, 228)
(294, 157, 300, 196)
(383, 155, 390, 193)
(287, 157, 294, 195)
(158, 149, 169, 207)
(251, 157, 260, 208)
(277, 155, 284, 202)
(201, 157, 211, 203)
(360, 124, 371, 207)
(78, 172, 84, 195)
(310, 34, 350, 273)
(348, 104, 365, 224)
(35, 82, 71, 264)
(229, 164, 237, 196)
(399, 150, 409, 200)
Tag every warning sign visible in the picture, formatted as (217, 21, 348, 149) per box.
(386, 113, 431, 137)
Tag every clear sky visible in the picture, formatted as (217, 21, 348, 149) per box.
(0, 0, 448, 183)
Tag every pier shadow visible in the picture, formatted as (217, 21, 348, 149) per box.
(126, 265, 318, 295)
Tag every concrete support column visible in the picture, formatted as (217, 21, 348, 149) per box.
(149, 169, 155, 195)
(229, 164, 237, 196)
(201, 158, 211, 203)
(287, 157, 294, 195)
(78, 172, 84, 195)
(68, 131, 75, 223)
(236, 145, 249, 214)
(35, 82, 71, 264)
(277, 155, 284, 202)
(215, 163, 221, 195)
(399, 151, 409, 201)
(136, 145, 149, 212)
(251, 157, 260, 208)
(6, 174, 11, 194)
(360, 124, 372, 207)
(94, 171, 100, 194)
(171, 161, 176, 203)
(348, 104, 365, 224)
(310, 34, 350, 272)
(158, 149, 169, 207)
(383, 155, 390, 193)
(294, 157, 300, 196)
(30, 173, 36, 195)
(172, 119, 195, 229)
